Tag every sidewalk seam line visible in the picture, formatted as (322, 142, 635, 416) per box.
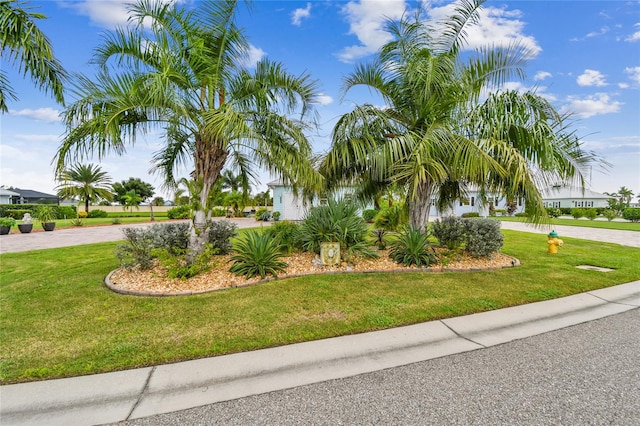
(587, 292, 640, 307)
(127, 366, 156, 421)
(439, 320, 487, 348)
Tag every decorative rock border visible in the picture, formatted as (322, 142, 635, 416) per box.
(105, 255, 521, 297)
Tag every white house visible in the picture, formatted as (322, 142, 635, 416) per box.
(0, 188, 20, 204)
(267, 180, 373, 220)
(540, 186, 611, 209)
(428, 190, 525, 217)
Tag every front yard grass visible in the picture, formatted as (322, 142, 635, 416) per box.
(1, 230, 639, 384)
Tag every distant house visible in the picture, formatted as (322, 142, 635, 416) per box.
(540, 186, 611, 209)
(428, 189, 525, 217)
(4, 188, 59, 205)
(0, 188, 20, 204)
(267, 180, 372, 221)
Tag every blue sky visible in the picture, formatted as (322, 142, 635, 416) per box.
(1, 0, 639, 201)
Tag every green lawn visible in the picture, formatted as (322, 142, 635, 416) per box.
(495, 216, 640, 231)
(1, 230, 639, 384)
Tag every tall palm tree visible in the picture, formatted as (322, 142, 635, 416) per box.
(55, 163, 113, 213)
(321, 0, 599, 230)
(54, 0, 321, 260)
(0, 0, 66, 112)
(617, 186, 634, 207)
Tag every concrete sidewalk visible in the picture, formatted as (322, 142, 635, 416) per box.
(1, 281, 638, 426)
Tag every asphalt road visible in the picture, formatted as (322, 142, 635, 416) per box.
(108, 308, 640, 426)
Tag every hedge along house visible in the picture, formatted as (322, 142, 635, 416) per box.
(267, 180, 373, 221)
(540, 186, 611, 209)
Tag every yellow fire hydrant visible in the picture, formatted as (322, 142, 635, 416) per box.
(547, 230, 564, 254)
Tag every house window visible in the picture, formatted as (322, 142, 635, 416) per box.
(459, 197, 470, 206)
(471, 196, 475, 207)
(279, 195, 282, 204)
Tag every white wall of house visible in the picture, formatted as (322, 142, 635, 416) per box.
(540, 186, 611, 209)
(429, 193, 525, 217)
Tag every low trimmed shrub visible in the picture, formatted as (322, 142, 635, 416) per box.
(373, 204, 406, 231)
(255, 208, 270, 221)
(546, 207, 561, 218)
(584, 208, 598, 220)
(464, 219, 503, 258)
(603, 209, 618, 221)
(87, 209, 108, 218)
(461, 212, 480, 218)
(211, 207, 226, 217)
(229, 231, 288, 279)
(571, 208, 585, 219)
(207, 220, 238, 254)
(77, 211, 89, 219)
(167, 205, 191, 219)
(622, 208, 640, 222)
(514, 212, 528, 217)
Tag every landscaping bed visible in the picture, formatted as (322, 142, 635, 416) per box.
(107, 249, 518, 295)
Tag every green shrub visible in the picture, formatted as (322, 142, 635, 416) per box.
(71, 218, 85, 226)
(373, 204, 407, 231)
(272, 211, 281, 221)
(297, 199, 377, 261)
(362, 209, 379, 223)
(492, 209, 507, 216)
(154, 245, 213, 279)
(461, 212, 480, 218)
(560, 208, 572, 215)
(432, 216, 466, 250)
(34, 205, 58, 222)
(584, 208, 598, 220)
(514, 212, 529, 217)
(388, 226, 436, 267)
(87, 209, 108, 218)
(115, 223, 193, 269)
(265, 220, 300, 254)
(207, 220, 238, 254)
(622, 208, 640, 222)
(464, 219, 503, 258)
(603, 209, 618, 221)
(112, 218, 122, 225)
(4, 209, 31, 220)
(211, 207, 226, 217)
(167, 205, 191, 219)
(0, 217, 17, 228)
(77, 211, 89, 218)
(229, 231, 288, 279)
(571, 208, 585, 219)
(546, 207, 561, 218)
(255, 208, 270, 221)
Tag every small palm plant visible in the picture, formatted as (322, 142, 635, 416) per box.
(229, 231, 288, 279)
(389, 226, 436, 267)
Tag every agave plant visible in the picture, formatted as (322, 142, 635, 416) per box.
(229, 231, 288, 279)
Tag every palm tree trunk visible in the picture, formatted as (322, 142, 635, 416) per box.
(408, 180, 433, 231)
(187, 137, 228, 263)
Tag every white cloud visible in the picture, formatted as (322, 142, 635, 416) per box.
(625, 23, 640, 42)
(427, 4, 542, 58)
(244, 44, 266, 68)
(317, 94, 334, 106)
(624, 66, 640, 85)
(8, 108, 61, 123)
(586, 26, 610, 38)
(337, 0, 408, 63)
(291, 3, 312, 26)
(561, 93, 622, 119)
(577, 69, 607, 87)
(533, 71, 552, 81)
(64, 0, 179, 29)
(337, 2, 541, 63)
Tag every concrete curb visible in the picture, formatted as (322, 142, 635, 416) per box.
(2, 281, 638, 426)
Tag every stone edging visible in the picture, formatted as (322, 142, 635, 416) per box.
(105, 255, 521, 297)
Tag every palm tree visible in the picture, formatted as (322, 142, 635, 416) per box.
(54, 0, 321, 260)
(121, 190, 142, 212)
(55, 163, 113, 213)
(617, 186, 634, 207)
(320, 1, 599, 230)
(0, 0, 66, 112)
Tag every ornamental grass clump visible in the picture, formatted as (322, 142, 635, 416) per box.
(389, 226, 436, 267)
(229, 231, 288, 279)
(264, 220, 300, 254)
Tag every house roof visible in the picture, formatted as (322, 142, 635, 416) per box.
(11, 188, 58, 199)
(541, 186, 611, 200)
(0, 188, 20, 196)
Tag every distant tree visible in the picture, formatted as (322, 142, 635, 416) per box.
(0, 0, 67, 112)
(112, 178, 154, 204)
(55, 163, 113, 212)
(152, 196, 165, 206)
(617, 186, 634, 207)
(121, 190, 142, 212)
(253, 190, 272, 206)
